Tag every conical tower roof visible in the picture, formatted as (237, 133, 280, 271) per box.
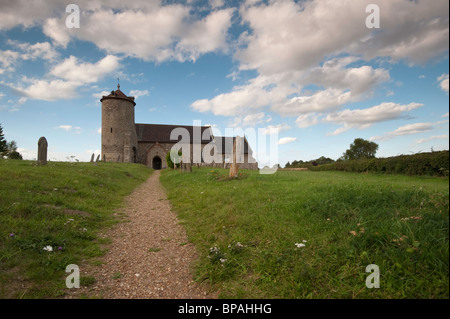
(100, 84, 136, 106)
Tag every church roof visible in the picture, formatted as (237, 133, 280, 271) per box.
(135, 123, 213, 144)
(213, 136, 252, 155)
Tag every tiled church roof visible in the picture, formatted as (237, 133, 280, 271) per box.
(135, 123, 213, 144)
(135, 124, 252, 154)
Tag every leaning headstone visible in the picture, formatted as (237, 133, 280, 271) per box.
(96, 154, 101, 162)
(182, 162, 192, 173)
(117, 155, 121, 162)
(37, 137, 48, 165)
(90, 153, 95, 163)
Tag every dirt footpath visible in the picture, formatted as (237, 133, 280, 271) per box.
(70, 170, 216, 299)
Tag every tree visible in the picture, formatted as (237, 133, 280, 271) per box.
(5, 140, 22, 160)
(343, 138, 379, 160)
(0, 124, 7, 155)
(166, 149, 182, 169)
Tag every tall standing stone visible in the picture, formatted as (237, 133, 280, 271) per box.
(182, 162, 192, 173)
(229, 137, 239, 178)
(96, 154, 101, 162)
(90, 153, 95, 163)
(37, 137, 48, 165)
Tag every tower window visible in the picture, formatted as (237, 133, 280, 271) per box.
(110, 128, 113, 133)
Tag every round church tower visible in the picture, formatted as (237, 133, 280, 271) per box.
(101, 84, 138, 163)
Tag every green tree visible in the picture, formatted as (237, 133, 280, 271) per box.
(343, 138, 379, 160)
(0, 124, 7, 155)
(166, 149, 182, 169)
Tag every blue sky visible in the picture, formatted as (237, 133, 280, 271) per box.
(0, 0, 448, 166)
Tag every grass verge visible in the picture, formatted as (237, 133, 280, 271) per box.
(0, 159, 151, 298)
(160, 167, 449, 299)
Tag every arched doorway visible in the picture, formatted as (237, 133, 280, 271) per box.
(152, 156, 162, 170)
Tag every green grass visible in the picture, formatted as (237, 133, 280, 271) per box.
(160, 168, 449, 299)
(0, 159, 152, 298)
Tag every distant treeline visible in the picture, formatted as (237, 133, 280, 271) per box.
(285, 156, 335, 169)
(308, 151, 449, 177)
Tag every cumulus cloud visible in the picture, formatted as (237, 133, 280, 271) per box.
(437, 74, 449, 93)
(11, 79, 79, 101)
(57, 125, 82, 134)
(278, 137, 297, 145)
(323, 102, 424, 136)
(129, 90, 149, 99)
(8, 55, 120, 101)
(50, 55, 120, 84)
(0, 49, 19, 74)
(370, 122, 434, 141)
(415, 135, 449, 145)
(237, 0, 449, 74)
(295, 113, 320, 128)
(39, 2, 234, 63)
(262, 123, 291, 135)
(8, 40, 59, 61)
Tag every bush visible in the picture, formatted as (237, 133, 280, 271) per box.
(166, 150, 182, 169)
(7, 151, 23, 160)
(310, 151, 449, 177)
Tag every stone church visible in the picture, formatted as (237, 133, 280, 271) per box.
(100, 85, 258, 170)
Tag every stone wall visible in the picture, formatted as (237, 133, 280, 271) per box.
(101, 98, 138, 163)
(137, 141, 259, 170)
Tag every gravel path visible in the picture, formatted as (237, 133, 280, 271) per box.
(74, 170, 216, 299)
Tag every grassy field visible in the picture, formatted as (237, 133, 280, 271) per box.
(0, 159, 152, 298)
(160, 167, 449, 299)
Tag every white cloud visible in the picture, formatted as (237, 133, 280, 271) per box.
(7, 55, 120, 101)
(324, 102, 424, 135)
(278, 137, 297, 145)
(92, 90, 112, 100)
(40, 3, 234, 63)
(175, 8, 235, 62)
(437, 74, 449, 93)
(57, 125, 82, 134)
(43, 17, 71, 48)
(8, 40, 59, 61)
(50, 55, 120, 84)
(11, 79, 79, 101)
(415, 135, 449, 145)
(370, 122, 434, 142)
(237, 0, 449, 75)
(262, 123, 291, 135)
(0, 49, 19, 74)
(209, 0, 225, 9)
(129, 90, 149, 99)
(295, 113, 320, 128)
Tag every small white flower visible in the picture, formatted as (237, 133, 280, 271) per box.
(220, 258, 227, 264)
(295, 243, 306, 248)
(43, 245, 53, 252)
(302, 240, 307, 243)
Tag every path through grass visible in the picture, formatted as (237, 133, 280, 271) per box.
(0, 159, 152, 298)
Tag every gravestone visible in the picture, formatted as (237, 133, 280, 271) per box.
(229, 137, 239, 178)
(37, 137, 48, 165)
(96, 154, 101, 162)
(182, 162, 192, 173)
(90, 153, 95, 163)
